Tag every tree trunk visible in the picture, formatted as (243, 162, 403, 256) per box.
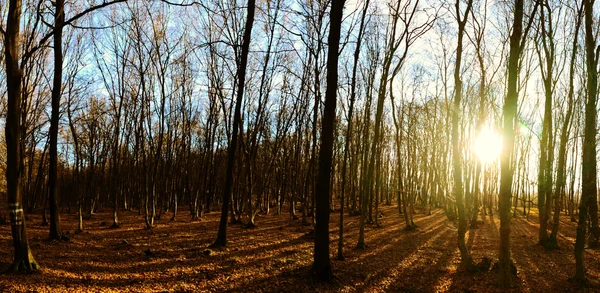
(574, 0, 597, 282)
(4, 0, 40, 273)
(48, 0, 65, 241)
(452, 0, 473, 270)
(356, 44, 377, 248)
(211, 0, 256, 248)
(313, 0, 344, 282)
(550, 1, 581, 248)
(337, 0, 370, 258)
(536, 1, 555, 246)
(498, 0, 526, 287)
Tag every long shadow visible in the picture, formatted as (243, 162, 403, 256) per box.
(223, 264, 318, 293)
(339, 213, 456, 291)
(346, 214, 450, 265)
(43, 229, 314, 277)
(0, 206, 461, 292)
(502, 215, 600, 292)
(9, 267, 219, 291)
(367, 225, 457, 292)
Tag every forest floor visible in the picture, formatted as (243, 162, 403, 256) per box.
(0, 204, 599, 292)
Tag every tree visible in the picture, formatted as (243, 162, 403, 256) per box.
(47, 0, 128, 239)
(499, 0, 520, 287)
(358, 0, 434, 247)
(549, 0, 582, 249)
(48, 0, 66, 241)
(467, 0, 497, 227)
(535, 0, 557, 247)
(211, 0, 256, 248)
(3, 0, 40, 273)
(338, 0, 370, 261)
(313, 0, 345, 282)
(91, 6, 133, 228)
(498, 0, 538, 287)
(452, 0, 473, 270)
(574, 0, 598, 283)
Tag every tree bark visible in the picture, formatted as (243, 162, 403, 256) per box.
(550, 1, 582, 247)
(211, 0, 256, 248)
(574, 0, 597, 282)
(313, 0, 344, 282)
(337, 0, 369, 251)
(535, 1, 556, 246)
(498, 0, 525, 287)
(4, 0, 40, 273)
(48, 0, 65, 241)
(452, 0, 473, 270)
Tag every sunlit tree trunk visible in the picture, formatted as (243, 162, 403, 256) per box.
(499, 0, 525, 287)
(452, 0, 473, 270)
(4, 0, 40, 273)
(470, 13, 487, 226)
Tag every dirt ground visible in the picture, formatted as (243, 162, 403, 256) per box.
(0, 204, 599, 292)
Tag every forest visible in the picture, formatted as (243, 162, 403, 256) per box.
(1, 0, 600, 292)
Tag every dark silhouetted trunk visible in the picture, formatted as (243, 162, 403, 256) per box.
(550, 1, 581, 247)
(48, 0, 65, 241)
(338, 0, 370, 260)
(574, 0, 597, 282)
(313, 0, 344, 282)
(499, 0, 525, 287)
(211, 0, 256, 248)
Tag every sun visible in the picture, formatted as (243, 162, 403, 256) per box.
(473, 127, 502, 164)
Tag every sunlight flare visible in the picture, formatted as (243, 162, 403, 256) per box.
(473, 127, 502, 164)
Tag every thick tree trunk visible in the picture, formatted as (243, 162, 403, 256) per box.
(498, 0, 525, 287)
(4, 0, 40, 273)
(313, 0, 344, 282)
(48, 0, 65, 241)
(574, 0, 597, 282)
